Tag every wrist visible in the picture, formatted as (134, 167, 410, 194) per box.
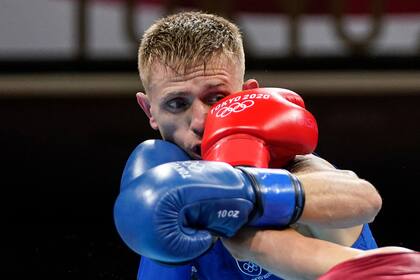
(238, 167, 305, 227)
(203, 133, 270, 167)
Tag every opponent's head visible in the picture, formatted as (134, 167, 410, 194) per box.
(136, 11, 258, 159)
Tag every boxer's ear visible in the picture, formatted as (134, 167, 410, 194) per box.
(242, 79, 259, 90)
(136, 92, 159, 130)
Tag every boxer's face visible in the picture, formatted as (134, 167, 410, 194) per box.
(137, 57, 257, 159)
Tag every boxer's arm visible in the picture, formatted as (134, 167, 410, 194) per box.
(285, 154, 382, 247)
(222, 228, 415, 280)
(222, 227, 361, 280)
(289, 154, 382, 228)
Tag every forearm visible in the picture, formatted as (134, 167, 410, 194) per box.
(223, 228, 361, 280)
(296, 170, 382, 228)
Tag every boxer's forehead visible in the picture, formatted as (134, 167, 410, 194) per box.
(146, 57, 243, 99)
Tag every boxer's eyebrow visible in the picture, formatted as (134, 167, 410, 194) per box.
(166, 83, 225, 96)
(197, 83, 229, 100)
(205, 82, 225, 89)
(162, 91, 190, 100)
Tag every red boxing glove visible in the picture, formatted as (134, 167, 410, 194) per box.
(202, 88, 318, 168)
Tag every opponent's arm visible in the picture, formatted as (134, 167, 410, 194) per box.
(222, 227, 360, 280)
(290, 154, 382, 228)
(222, 228, 414, 280)
(203, 87, 382, 230)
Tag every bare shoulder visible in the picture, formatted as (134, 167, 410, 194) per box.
(287, 154, 336, 174)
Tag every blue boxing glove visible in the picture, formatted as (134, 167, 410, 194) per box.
(120, 139, 190, 191)
(116, 139, 194, 276)
(114, 160, 304, 264)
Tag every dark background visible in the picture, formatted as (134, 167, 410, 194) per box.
(1, 0, 420, 278)
(2, 59, 420, 279)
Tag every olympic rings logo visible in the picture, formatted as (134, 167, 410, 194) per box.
(243, 262, 260, 272)
(214, 100, 255, 118)
(236, 260, 262, 277)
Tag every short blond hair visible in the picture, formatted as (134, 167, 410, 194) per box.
(138, 11, 245, 90)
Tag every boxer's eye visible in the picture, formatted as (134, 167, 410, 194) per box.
(206, 93, 227, 105)
(165, 97, 190, 113)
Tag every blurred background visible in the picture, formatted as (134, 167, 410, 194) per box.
(1, 0, 419, 278)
